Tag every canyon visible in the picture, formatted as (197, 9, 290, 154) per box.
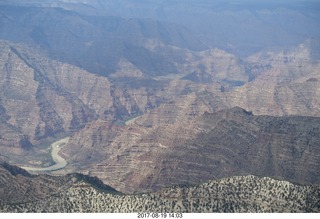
(0, 0, 320, 213)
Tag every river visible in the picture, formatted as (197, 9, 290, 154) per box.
(21, 114, 140, 173)
(21, 137, 70, 172)
(125, 115, 142, 125)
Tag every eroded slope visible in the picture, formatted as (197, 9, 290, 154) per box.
(63, 107, 320, 193)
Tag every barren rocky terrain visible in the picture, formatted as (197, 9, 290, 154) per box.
(0, 41, 191, 155)
(62, 107, 320, 193)
(0, 0, 320, 213)
(1, 38, 319, 195)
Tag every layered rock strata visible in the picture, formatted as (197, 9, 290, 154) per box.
(63, 107, 320, 193)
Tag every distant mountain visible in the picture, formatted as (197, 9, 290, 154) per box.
(0, 4, 206, 76)
(6, 0, 317, 57)
(0, 162, 319, 213)
(2, 0, 319, 57)
(92, 0, 320, 56)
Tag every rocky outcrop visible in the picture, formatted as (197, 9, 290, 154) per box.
(0, 163, 319, 213)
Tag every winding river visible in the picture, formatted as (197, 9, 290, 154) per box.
(21, 137, 70, 172)
(21, 115, 140, 173)
(21, 115, 141, 172)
